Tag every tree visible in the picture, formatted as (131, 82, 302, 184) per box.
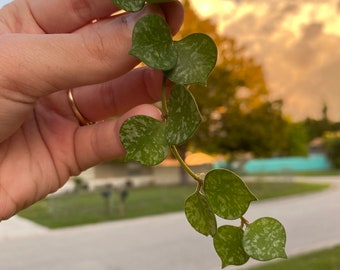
(178, 1, 288, 157)
(282, 122, 309, 156)
(324, 132, 340, 169)
(303, 102, 338, 141)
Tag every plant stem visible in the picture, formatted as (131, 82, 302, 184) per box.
(161, 74, 203, 188)
(161, 73, 169, 119)
(240, 216, 250, 228)
(170, 145, 204, 186)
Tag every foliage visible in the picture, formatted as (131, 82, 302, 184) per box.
(281, 122, 309, 156)
(302, 104, 340, 142)
(113, 0, 287, 267)
(324, 132, 340, 169)
(303, 117, 332, 141)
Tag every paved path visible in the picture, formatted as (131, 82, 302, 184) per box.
(0, 176, 340, 270)
(0, 215, 49, 240)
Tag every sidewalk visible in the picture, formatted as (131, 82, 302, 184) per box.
(0, 215, 49, 241)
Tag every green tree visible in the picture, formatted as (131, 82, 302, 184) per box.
(302, 102, 333, 141)
(324, 132, 340, 169)
(178, 1, 287, 157)
(282, 122, 309, 156)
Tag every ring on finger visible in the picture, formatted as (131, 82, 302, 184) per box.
(67, 89, 95, 126)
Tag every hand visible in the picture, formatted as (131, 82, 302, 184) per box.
(0, 0, 184, 220)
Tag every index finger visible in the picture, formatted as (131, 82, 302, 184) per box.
(28, 0, 119, 33)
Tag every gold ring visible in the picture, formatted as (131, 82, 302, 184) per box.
(67, 89, 95, 126)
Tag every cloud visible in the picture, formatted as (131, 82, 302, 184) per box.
(191, 0, 340, 121)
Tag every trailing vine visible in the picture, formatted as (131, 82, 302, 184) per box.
(114, 1, 287, 268)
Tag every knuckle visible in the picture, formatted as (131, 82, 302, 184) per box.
(69, 0, 94, 23)
(82, 29, 108, 62)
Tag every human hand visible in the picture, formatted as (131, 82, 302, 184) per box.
(0, 0, 183, 220)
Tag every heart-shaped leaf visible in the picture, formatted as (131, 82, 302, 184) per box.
(129, 14, 177, 70)
(185, 192, 217, 237)
(112, 0, 145, 12)
(213, 225, 249, 268)
(166, 85, 202, 145)
(243, 217, 287, 261)
(120, 115, 169, 166)
(166, 33, 217, 85)
(204, 169, 257, 220)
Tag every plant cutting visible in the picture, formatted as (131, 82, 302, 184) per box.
(114, 0, 287, 267)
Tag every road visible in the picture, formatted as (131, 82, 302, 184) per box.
(0, 176, 340, 270)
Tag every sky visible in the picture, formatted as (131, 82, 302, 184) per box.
(191, 0, 340, 121)
(0, 0, 10, 7)
(0, 0, 339, 121)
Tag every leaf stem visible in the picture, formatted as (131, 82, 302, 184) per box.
(161, 74, 203, 188)
(240, 216, 250, 228)
(161, 73, 169, 120)
(170, 145, 204, 186)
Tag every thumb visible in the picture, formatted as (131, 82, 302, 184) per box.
(73, 104, 163, 172)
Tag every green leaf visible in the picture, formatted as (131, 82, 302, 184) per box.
(129, 14, 177, 70)
(166, 85, 202, 145)
(119, 115, 169, 166)
(166, 33, 217, 85)
(203, 169, 257, 220)
(213, 225, 249, 268)
(112, 0, 145, 12)
(243, 217, 287, 261)
(184, 192, 217, 237)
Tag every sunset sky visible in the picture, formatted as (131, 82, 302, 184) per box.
(191, 0, 340, 121)
(0, 0, 339, 121)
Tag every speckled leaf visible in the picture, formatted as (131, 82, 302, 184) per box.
(213, 225, 249, 268)
(203, 169, 257, 220)
(112, 0, 145, 12)
(119, 115, 169, 166)
(243, 217, 287, 261)
(129, 14, 177, 70)
(185, 192, 217, 237)
(166, 33, 217, 85)
(166, 85, 202, 145)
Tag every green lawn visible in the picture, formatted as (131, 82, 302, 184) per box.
(247, 170, 340, 177)
(248, 245, 340, 270)
(18, 181, 329, 228)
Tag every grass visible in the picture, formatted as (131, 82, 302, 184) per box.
(248, 245, 340, 270)
(18, 181, 330, 228)
(246, 181, 329, 200)
(293, 170, 340, 176)
(246, 169, 340, 177)
(19, 185, 195, 228)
